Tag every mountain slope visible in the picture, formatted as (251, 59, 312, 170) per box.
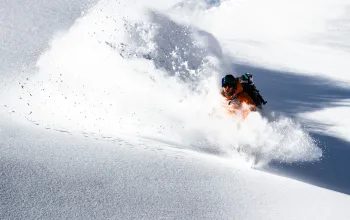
(1, 0, 350, 219)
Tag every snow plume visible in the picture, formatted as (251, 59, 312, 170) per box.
(1, 0, 321, 165)
(118, 10, 224, 91)
(172, 0, 223, 11)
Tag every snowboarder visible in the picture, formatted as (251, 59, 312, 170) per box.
(221, 74, 256, 118)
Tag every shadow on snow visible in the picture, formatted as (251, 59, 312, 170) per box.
(234, 64, 350, 195)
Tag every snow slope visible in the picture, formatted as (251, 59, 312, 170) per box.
(1, 116, 350, 219)
(1, 0, 350, 219)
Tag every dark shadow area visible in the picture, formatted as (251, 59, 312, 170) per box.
(234, 64, 350, 116)
(267, 134, 350, 195)
(234, 64, 350, 194)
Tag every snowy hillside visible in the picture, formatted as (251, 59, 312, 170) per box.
(1, 0, 350, 219)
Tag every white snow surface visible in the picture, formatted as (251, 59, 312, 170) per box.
(1, 0, 350, 219)
(1, 116, 350, 219)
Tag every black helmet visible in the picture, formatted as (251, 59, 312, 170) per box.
(221, 75, 236, 87)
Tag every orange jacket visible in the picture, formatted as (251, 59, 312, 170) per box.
(221, 80, 255, 105)
(221, 80, 256, 118)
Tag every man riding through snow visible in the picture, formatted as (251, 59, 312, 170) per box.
(221, 73, 266, 117)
